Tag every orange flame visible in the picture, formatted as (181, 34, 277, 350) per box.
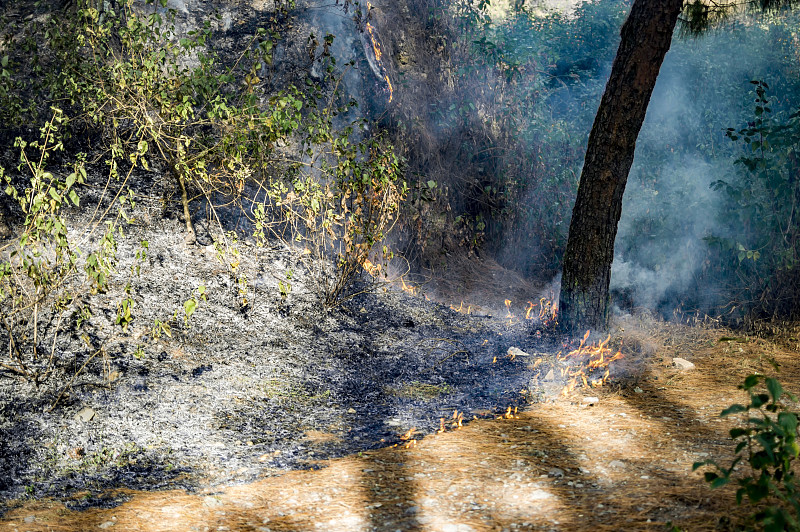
(400, 277, 417, 296)
(452, 409, 464, 428)
(364, 4, 393, 103)
(497, 406, 519, 420)
(557, 331, 624, 396)
(521, 295, 558, 326)
(525, 301, 535, 320)
(362, 258, 381, 277)
(449, 300, 472, 314)
(504, 299, 515, 324)
(400, 427, 416, 440)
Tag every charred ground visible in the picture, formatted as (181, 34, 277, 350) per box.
(0, 193, 585, 512)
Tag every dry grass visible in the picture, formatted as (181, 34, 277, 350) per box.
(3, 318, 800, 531)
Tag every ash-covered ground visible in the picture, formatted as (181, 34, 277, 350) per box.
(0, 199, 571, 513)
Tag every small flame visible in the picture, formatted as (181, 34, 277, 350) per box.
(504, 299, 515, 324)
(400, 277, 417, 296)
(394, 426, 418, 448)
(364, 3, 393, 103)
(497, 406, 519, 420)
(400, 427, 417, 440)
(362, 258, 381, 277)
(452, 409, 464, 428)
(450, 301, 472, 314)
(557, 331, 624, 396)
(525, 301, 535, 320)
(522, 294, 558, 326)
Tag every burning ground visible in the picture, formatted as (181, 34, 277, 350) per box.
(0, 200, 612, 513)
(3, 282, 800, 531)
(2, 198, 799, 530)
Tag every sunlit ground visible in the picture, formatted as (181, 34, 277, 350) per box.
(3, 316, 794, 531)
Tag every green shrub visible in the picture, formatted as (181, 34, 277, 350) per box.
(706, 81, 800, 321)
(0, 110, 117, 383)
(694, 374, 800, 531)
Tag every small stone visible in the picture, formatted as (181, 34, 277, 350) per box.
(74, 407, 96, 422)
(404, 505, 419, 515)
(23, 516, 35, 523)
(673, 357, 695, 371)
(347, 408, 357, 414)
(203, 496, 224, 508)
(582, 397, 599, 405)
(634, 386, 644, 393)
(609, 460, 625, 469)
(98, 521, 116, 529)
(547, 467, 564, 478)
(507, 347, 529, 359)
(543, 369, 555, 382)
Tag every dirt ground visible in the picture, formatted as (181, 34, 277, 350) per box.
(2, 316, 799, 531)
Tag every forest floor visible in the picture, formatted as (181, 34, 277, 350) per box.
(1, 198, 799, 532)
(2, 205, 800, 531)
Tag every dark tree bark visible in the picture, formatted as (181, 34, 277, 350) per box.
(558, 0, 684, 333)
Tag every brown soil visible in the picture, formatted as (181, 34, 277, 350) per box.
(2, 316, 798, 532)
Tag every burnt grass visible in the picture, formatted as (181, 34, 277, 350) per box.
(0, 198, 570, 514)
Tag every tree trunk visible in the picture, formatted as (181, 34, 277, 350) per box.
(558, 0, 683, 334)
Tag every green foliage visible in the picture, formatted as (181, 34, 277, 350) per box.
(0, 110, 119, 383)
(260, 124, 406, 306)
(47, 0, 299, 240)
(183, 284, 207, 327)
(706, 80, 800, 319)
(396, 0, 628, 275)
(694, 374, 800, 530)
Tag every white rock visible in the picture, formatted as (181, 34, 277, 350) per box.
(582, 397, 599, 405)
(673, 357, 695, 371)
(203, 496, 224, 508)
(507, 347, 529, 359)
(543, 369, 555, 381)
(74, 407, 95, 422)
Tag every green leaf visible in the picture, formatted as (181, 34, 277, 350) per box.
(65, 172, 76, 189)
(766, 378, 783, 402)
(722, 404, 747, 417)
(710, 477, 729, 489)
(743, 375, 761, 390)
(746, 481, 770, 503)
(778, 412, 798, 434)
(729, 427, 749, 438)
(1, 55, 7, 67)
(69, 190, 79, 206)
